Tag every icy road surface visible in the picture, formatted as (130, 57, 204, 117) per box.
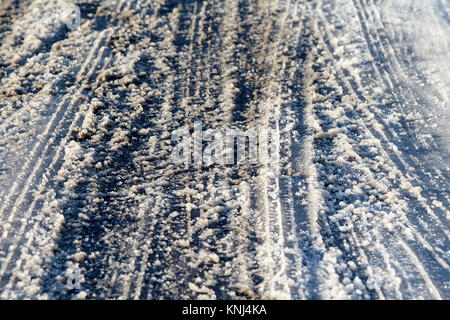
(0, 0, 449, 299)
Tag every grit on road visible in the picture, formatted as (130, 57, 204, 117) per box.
(0, 0, 449, 299)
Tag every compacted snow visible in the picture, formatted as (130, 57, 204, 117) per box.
(0, 0, 448, 299)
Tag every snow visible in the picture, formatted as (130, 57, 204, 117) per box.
(0, 0, 448, 300)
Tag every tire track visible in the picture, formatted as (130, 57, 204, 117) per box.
(302, 0, 449, 298)
(0, 0, 136, 298)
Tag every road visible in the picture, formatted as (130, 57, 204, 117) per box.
(0, 0, 449, 299)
